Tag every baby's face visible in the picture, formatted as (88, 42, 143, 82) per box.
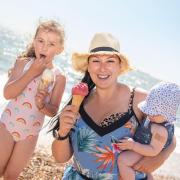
(147, 115, 166, 123)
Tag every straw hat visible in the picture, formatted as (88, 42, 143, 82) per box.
(72, 33, 132, 74)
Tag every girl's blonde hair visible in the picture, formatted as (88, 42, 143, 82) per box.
(19, 20, 65, 59)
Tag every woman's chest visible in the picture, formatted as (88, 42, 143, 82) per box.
(84, 103, 129, 126)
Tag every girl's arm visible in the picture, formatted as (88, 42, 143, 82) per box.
(4, 58, 45, 99)
(52, 105, 78, 163)
(36, 74, 66, 117)
(4, 59, 30, 99)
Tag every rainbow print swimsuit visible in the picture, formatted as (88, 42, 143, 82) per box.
(0, 59, 59, 141)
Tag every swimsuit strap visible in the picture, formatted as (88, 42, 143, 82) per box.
(128, 87, 136, 111)
(98, 87, 137, 128)
(23, 58, 34, 72)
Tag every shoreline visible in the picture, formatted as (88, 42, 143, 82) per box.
(16, 146, 180, 180)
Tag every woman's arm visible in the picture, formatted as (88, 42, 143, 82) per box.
(52, 136, 73, 163)
(51, 105, 78, 163)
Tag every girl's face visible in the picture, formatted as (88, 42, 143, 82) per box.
(33, 29, 63, 65)
(147, 114, 166, 123)
(88, 54, 121, 89)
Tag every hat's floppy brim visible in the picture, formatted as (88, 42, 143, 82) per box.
(138, 101, 157, 116)
(138, 101, 177, 122)
(72, 51, 133, 74)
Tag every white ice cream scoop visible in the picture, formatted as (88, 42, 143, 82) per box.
(38, 69, 54, 91)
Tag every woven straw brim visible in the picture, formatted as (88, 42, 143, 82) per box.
(72, 52, 133, 75)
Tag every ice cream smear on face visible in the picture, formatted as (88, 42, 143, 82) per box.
(38, 69, 54, 91)
(72, 82, 89, 109)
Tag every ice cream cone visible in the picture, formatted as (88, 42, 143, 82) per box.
(71, 82, 89, 110)
(38, 69, 54, 91)
(72, 95, 84, 108)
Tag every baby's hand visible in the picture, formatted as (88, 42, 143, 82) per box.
(117, 137, 135, 150)
(35, 90, 48, 110)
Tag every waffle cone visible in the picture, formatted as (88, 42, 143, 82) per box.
(38, 80, 49, 91)
(72, 95, 84, 109)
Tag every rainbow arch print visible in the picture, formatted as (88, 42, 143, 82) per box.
(26, 134, 34, 139)
(33, 121, 41, 127)
(16, 118, 27, 125)
(5, 108, 11, 116)
(11, 131, 21, 141)
(22, 102, 32, 109)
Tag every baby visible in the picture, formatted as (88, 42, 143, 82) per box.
(117, 82, 180, 180)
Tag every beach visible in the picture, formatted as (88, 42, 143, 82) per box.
(0, 72, 180, 180)
(0, 27, 180, 179)
(15, 143, 180, 180)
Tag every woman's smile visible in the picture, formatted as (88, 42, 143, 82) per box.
(97, 74, 110, 80)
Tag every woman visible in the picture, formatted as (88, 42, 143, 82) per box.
(51, 33, 176, 179)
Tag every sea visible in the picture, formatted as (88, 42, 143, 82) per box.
(0, 25, 180, 155)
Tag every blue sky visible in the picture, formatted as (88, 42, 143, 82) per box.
(0, 0, 179, 84)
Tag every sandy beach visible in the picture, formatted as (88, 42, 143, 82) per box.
(13, 146, 180, 180)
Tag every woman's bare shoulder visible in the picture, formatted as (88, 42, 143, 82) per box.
(134, 87, 148, 104)
(131, 87, 148, 121)
(118, 83, 147, 101)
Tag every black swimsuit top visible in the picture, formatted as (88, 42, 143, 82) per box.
(79, 88, 140, 137)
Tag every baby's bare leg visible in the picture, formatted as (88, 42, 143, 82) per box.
(118, 150, 142, 180)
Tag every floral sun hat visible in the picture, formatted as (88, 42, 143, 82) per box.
(138, 82, 180, 122)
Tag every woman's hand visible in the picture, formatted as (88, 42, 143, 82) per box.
(35, 89, 48, 110)
(52, 105, 77, 163)
(58, 105, 78, 137)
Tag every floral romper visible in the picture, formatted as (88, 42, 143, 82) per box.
(62, 89, 146, 180)
(0, 59, 61, 141)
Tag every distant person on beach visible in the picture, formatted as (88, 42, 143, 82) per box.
(0, 20, 66, 179)
(51, 32, 176, 180)
(117, 82, 180, 180)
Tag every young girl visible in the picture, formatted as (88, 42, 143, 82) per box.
(117, 82, 180, 180)
(0, 20, 66, 179)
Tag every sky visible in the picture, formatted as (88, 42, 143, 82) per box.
(0, 0, 179, 84)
